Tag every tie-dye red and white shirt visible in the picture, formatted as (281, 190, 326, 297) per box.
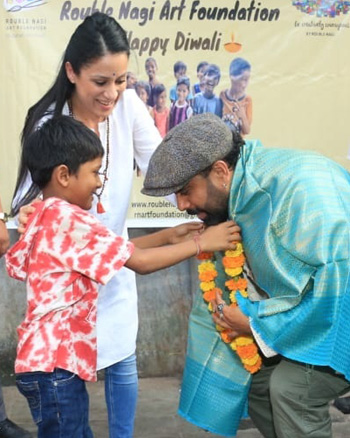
(6, 197, 133, 381)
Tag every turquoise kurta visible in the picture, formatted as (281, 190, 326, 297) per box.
(179, 141, 350, 437)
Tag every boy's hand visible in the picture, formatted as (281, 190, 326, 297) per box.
(199, 220, 241, 253)
(169, 221, 204, 244)
(18, 199, 40, 234)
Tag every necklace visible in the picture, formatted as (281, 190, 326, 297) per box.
(197, 244, 262, 374)
(68, 100, 109, 214)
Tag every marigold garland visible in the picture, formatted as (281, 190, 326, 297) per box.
(198, 243, 262, 374)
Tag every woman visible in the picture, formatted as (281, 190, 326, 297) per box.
(12, 12, 162, 438)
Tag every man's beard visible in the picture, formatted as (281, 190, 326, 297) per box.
(186, 208, 228, 226)
(186, 179, 229, 226)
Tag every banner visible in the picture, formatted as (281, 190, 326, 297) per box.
(1, 0, 349, 226)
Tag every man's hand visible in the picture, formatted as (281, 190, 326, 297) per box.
(211, 290, 252, 338)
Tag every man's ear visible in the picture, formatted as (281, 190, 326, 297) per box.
(210, 160, 231, 183)
(52, 165, 71, 188)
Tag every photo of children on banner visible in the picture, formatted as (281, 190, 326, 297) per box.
(126, 71, 137, 89)
(169, 61, 193, 104)
(169, 76, 193, 130)
(144, 57, 160, 107)
(152, 84, 170, 138)
(192, 64, 223, 117)
(220, 57, 252, 135)
(192, 61, 209, 95)
(135, 81, 154, 117)
(6, 116, 240, 438)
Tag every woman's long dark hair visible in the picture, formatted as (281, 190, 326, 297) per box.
(11, 12, 130, 215)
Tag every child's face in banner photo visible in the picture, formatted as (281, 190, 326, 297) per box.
(202, 75, 218, 98)
(230, 70, 251, 97)
(176, 83, 189, 105)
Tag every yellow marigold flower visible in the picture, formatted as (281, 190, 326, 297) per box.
(239, 289, 248, 298)
(200, 281, 215, 292)
(198, 261, 216, 273)
(225, 243, 243, 257)
(229, 291, 237, 303)
(216, 324, 224, 332)
(242, 354, 261, 366)
(208, 302, 213, 312)
(230, 341, 237, 350)
(225, 267, 243, 277)
(235, 336, 254, 346)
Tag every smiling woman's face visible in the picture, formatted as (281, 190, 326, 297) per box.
(67, 52, 129, 122)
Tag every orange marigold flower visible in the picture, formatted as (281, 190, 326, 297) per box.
(225, 277, 248, 291)
(197, 252, 214, 260)
(222, 253, 245, 269)
(199, 270, 217, 282)
(203, 287, 222, 302)
(236, 343, 259, 359)
(220, 330, 232, 343)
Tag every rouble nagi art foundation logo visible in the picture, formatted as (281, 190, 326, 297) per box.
(292, 0, 350, 17)
(4, 0, 46, 12)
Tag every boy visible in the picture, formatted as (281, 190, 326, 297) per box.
(192, 61, 209, 95)
(169, 76, 193, 130)
(5, 116, 238, 438)
(0, 197, 31, 438)
(152, 84, 169, 138)
(193, 64, 223, 117)
(169, 61, 193, 103)
(220, 57, 252, 135)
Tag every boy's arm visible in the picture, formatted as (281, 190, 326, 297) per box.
(0, 197, 9, 257)
(130, 222, 204, 249)
(126, 220, 240, 275)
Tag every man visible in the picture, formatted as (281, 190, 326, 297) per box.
(0, 196, 32, 438)
(142, 113, 350, 438)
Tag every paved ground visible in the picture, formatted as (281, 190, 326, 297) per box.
(2, 377, 350, 437)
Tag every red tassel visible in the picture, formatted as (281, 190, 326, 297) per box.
(97, 201, 105, 214)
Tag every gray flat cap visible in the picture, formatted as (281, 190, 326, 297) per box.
(142, 113, 233, 196)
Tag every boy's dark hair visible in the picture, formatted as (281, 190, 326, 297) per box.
(173, 61, 187, 74)
(153, 83, 166, 98)
(23, 116, 104, 190)
(229, 57, 251, 77)
(145, 57, 157, 67)
(203, 64, 221, 82)
(135, 80, 151, 97)
(176, 76, 190, 91)
(197, 61, 209, 73)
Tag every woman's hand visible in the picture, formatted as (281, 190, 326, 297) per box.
(211, 290, 252, 338)
(18, 199, 40, 234)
